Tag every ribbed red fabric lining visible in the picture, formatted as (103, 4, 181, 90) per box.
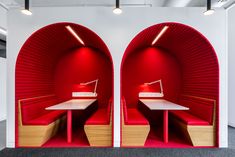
(121, 22, 219, 147)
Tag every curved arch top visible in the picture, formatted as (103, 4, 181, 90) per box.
(122, 22, 219, 66)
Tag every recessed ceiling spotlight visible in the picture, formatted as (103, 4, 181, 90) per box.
(21, 0, 32, 15)
(204, 0, 215, 15)
(151, 26, 169, 46)
(113, 0, 122, 15)
(66, 25, 85, 45)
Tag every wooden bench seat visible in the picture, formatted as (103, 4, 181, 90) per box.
(121, 97, 150, 146)
(84, 99, 112, 146)
(169, 95, 216, 146)
(18, 95, 66, 147)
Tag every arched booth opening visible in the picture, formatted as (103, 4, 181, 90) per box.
(16, 23, 113, 147)
(121, 23, 219, 148)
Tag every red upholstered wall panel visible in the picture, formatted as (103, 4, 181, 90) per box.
(121, 22, 219, 146)
(54, 47, 113, 107)
(122, 47, 182, 107)
(15, 23, 113, 147)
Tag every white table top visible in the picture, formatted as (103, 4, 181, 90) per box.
(46, 99, 97, 110)
(139, 99, 189, 110)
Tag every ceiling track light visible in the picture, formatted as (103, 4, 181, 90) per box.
(0, 27, 7, 36)
(204, 0, 215, 15)
(113, 0, 122, 15)
(21, 0, 32, 15)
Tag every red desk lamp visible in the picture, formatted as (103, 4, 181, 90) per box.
(139, 79, 164, 98)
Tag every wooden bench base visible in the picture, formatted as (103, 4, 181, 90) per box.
(18, 116, 66, 147)
(84, 124, 112, 146)
(171, 118, 215, 146)
(122, 124, 150, 146)
(84, 108, 112, 147)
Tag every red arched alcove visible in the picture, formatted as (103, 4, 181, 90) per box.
(15, 22, 113, 147)
(121, 22, 219, 147)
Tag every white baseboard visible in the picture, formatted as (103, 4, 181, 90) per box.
(0, 116, 6, 122)
(6, 142, 15, 148)
(228, 122, 235, 128)
(113, 141, 120, 147)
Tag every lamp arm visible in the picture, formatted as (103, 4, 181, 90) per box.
(146, 79, 163, 94)
(148, 80, 161, 85)
(81, 79, 98, 85)
(159, 79, 163, 94)
(80, 79, 99, 93)
(94, 79, 98, 93)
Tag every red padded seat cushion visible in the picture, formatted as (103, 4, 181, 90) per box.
(170, 110, 209, 125)
(26, 110, 65, 125)
(125, 109, 149, 125)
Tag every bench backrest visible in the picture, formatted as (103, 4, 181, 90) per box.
(121, 97, 128, 123)
(179, 95, 216, 125)
(107, 97, 112, 123)
(19, 95, 58, 125)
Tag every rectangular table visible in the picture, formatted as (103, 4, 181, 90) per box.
(46, 99, 97, 143)
(139, 99, 189, 143)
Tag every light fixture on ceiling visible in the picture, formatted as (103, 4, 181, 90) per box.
(113, 0, 122, 15)
(21, 0, 32, 15)
(151, 26, 169, 46)
(204, 0, 215, 15)
(66, 25, 85, 45)
(0, 27, 7, 36)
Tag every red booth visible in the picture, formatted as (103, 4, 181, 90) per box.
(15, 23, 113, 147)
(121, 22, 219, 148)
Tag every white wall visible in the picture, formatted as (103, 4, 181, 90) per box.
(7, 7, 228, 147)
(0, 57, 6, 121)
(0, 5, 7, 122)
(0, 5, 7, 29)
(228, 5, 235, 127)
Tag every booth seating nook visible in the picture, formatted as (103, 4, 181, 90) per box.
(18, 95, 66, 147)
(121, 97, 150, 146)
(84, 98, 113, 146)
(170, 95, 216, 146)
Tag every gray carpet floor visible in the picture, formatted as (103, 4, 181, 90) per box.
(0, 122, 234, 157)
(1, 148, 235, 157)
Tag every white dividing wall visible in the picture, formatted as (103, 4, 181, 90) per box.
(0, 6, 7, 29)
(228, 5, 235, 127)
(7, 7, 228, 147)
(0, 57, 6, 121)
(0, 5, 7, 121)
